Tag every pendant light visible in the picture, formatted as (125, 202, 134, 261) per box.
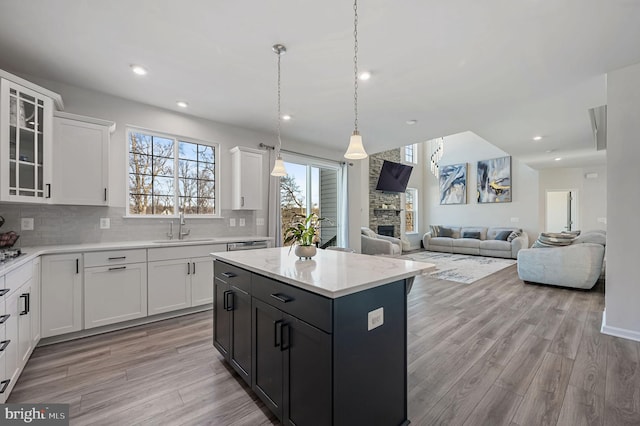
(344, 0, 368, 160)
(270, 44, 288, 176)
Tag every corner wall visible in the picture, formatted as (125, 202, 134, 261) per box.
(603, 61, 640, 341)
(423, 132, 540, 243)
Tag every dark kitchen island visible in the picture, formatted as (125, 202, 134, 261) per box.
(211, 247, 433, 426)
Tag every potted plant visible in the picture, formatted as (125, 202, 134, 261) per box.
(284, 213, 325, 259)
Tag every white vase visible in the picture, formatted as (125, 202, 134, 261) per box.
(294, 245, 317, 259)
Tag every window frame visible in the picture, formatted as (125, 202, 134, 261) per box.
(404, 143, 418, 165)
(125, 126, 221, 218)
(404, 187, 418, 235)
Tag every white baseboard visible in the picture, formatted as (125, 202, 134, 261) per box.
(601, 309, 640, 342)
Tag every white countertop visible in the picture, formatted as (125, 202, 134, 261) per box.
(0, 236, 273, 275)
(211, 247, 435, 298)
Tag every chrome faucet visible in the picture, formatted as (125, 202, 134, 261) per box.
(178, 211, 190, 240)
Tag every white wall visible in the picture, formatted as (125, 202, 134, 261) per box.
(603, 62, 640, 341)
(423, 131, 540, 243)
(538, 166, 607, 233)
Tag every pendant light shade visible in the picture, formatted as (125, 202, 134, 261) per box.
(345, 131, 367, 159)
(344, 0, 368, 160)
(270, 44, 288, 177)
(271, 156, 287, 176)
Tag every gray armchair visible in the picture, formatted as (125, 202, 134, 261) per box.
(361, 227, 402, 256)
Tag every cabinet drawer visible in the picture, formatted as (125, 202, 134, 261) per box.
(149, 244, 226, 262)
(252, 274, 332, 333)
(214, 261, 251, 293)
(5, 261, 32, 296)
(84, 249, 147, 267)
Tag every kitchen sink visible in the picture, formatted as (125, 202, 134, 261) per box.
(151, 238, 219, 244)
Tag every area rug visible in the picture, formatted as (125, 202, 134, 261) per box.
(400, 251, 516, 284)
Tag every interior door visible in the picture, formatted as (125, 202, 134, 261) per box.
(546, 190, 577, 232)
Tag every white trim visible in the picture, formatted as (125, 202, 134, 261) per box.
(0, 69, 64, 109)
(54, 111, 116, 133)
(601, 309, 640, 342)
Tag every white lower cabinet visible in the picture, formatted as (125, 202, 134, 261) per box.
(1, 261, 38, 402)
(147, 244, 222, 315)
(84, 263, 147, 329)
(41, 253, 83, 338)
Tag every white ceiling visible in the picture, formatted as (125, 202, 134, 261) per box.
(1, 0, 639, 169)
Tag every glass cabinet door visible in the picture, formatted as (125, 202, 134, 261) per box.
(7, 84, 47, 199)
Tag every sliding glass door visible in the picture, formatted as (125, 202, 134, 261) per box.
(280, 156, 343, 248)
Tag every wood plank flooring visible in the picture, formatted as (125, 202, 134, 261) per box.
(8, 264, 640, 425)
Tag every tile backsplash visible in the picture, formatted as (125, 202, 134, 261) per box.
(0, 204, 259, 247)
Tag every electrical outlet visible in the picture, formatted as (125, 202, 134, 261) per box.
(510, 217, 520, 223)
(100, 218, 110, 229)
(21, 218, 34, 231)
(257, 218, 265, 226)
(229, 218, 236, 227)
(239, 218, 246, 227)
(597, 217, 607, 224)
(367, 307, 384, 331)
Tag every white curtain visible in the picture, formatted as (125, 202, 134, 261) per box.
(338, 163, 350, 248)
(267, 149, 282, 247)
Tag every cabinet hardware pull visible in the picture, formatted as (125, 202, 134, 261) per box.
(0, 289, 9, 297)
(225, 292, 234, 311)
(192, 262, 196, 274)
(108, 256, 126, 260)
(187, 262, 191, 275)
(281, 323, 290, 351)
(221, 272, 237, 278)
(0, 379, 10, 394)
(241, 196, 245, 207)
(270, 293, 294, 303)
(76, 258, 79, 274)
(46, 183, 51, 198)
(19, 293, 29, 315)
(108, 266, 126, 271)
(0, 340, 10, 352)
(104, 188, 107, 202)
(274, 320, 283, 347)
(0, 314, 9, 324)
(222, 290, 229, 310)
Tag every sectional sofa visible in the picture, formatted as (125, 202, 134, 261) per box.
(422, 226, 529, 259)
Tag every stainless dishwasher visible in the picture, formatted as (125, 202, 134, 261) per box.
(227, 241, 269, 251)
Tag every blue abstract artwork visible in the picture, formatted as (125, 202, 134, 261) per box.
(477, 156, 511, 203)
(439, 163, 467, 205)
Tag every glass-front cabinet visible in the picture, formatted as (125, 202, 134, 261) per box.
(1, 78, 54, 202)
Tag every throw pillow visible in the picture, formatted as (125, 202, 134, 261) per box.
(429, 225, 441, 237)
(439, 227, 453, 237)
(495, 230, 512, 241)
(507, 230, 522, 242)
(462, 231, 481, 239)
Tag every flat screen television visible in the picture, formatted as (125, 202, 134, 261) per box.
(375, 160, 413, 193)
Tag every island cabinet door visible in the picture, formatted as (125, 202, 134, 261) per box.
(252, 298, 284, 419)
(282, 313, 332, 426)
(229, 284, 251, 383)
(213, 277, 230, 358)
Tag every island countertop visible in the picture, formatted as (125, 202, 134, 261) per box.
(210, 247, 434, 298)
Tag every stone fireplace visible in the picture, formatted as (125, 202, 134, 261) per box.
(369, 148, 402, 238)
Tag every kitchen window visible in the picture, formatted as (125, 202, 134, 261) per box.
(127, 128, 219, 216)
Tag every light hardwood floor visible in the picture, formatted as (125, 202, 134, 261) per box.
(8, 265, 640, 425)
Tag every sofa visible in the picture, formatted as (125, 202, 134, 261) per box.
(361, 227, 402, 256)
(422, 226, 528, 259)
(517, 230, 606, 289)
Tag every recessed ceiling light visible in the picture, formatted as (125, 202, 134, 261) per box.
(131, 65, 148, 76)
(545, 149, 555, 153)
(533, 136, 542, 141)
(176, 101, 188, 108)
(406, 120, 417, 125)
(554, 157, 562, 161)
(282, 114, 292, 121)
(359, 71, 371, 81)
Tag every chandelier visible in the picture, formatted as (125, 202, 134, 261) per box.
(429, 137, 444, 177)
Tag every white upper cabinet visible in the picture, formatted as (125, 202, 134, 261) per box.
(230, 146, 264, 210)
(53, 111, 114, 205)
